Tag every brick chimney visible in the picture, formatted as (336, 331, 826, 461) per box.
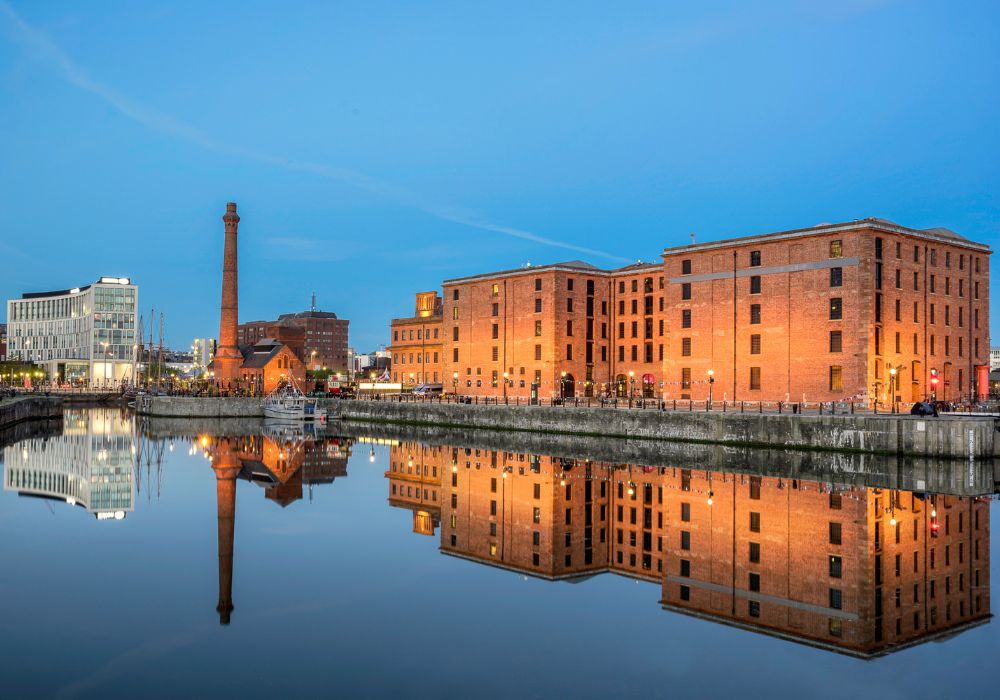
(214, 202, 242, 387)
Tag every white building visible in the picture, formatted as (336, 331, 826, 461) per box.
(5, 276, 138, 387)
(991, 346, 1000, 370)
(192, 337, 216, 371)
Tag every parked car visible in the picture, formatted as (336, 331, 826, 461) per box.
(910, 401, 938, 417)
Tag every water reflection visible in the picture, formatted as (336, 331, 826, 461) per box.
(385, 441, 992, 658)
(3, 408, 134, 520)
(202, 426, 353, 624)
(0, 411, 993, 662)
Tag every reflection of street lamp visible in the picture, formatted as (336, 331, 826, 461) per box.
(707, 369, 715, 407)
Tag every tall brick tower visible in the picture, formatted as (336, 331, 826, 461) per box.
(212, 437, 240, 625)
(214, 202, 242, 387)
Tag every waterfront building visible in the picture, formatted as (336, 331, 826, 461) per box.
(991, 346, 1000, 370)
(398, 218, 991, 403)
(662, 219, 990, 405)
(389, 291, 443, 387)
(192, 338, 216, 371)
(5, 276, 138, 387)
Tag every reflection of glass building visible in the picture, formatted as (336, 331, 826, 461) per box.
(3, 409, 134, 519)
(387, 441, 992, 658)
(5, 277, 138, 387)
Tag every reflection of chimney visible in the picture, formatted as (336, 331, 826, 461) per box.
(212, 438, 241, 625)
(215, 202, 242, 387)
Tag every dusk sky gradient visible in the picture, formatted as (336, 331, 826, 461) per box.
(1, 1, 998, 352)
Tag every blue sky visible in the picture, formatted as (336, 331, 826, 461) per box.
(1, 0, 998, 351)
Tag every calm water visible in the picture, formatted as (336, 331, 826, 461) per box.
(0, 408, 995, 700)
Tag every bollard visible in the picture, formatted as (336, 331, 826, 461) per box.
(689, 400, 693, 412)
(673, 399, 677, 411)
(778, 401, 782, 414)
(759, 401, 762, 414)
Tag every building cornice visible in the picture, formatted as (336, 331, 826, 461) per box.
(662, 219, 992, 257)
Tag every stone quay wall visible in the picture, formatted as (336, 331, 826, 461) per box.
(330, 400, 1000, 460)
(136, 395, 264, 418)
(0, 395, 64, 432)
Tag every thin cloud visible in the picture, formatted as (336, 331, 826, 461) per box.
(0, 2, 630, 264)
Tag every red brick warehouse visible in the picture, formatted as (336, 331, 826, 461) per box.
(393, 218, 990, 404)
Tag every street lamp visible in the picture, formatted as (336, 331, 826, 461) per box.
(707, 369, 715, 407)
(889, 367, 897, 413)
(560, 371, 567, 399)
(502, 371, 509, 401)
(628, 370, 635, 400)
(100, 341, 111, 388)
(452, 371, 459, 395)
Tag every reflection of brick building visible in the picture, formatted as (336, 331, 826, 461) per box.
(386, 441, 444, 535)
(659, 471, 991, 657)
(389, 292, 443, 387)
(395, 219, 991, 402)
(387, 447, 991, 656)
(206, 433, 352, 625)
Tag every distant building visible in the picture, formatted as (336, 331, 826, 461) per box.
(5, 276, 138, 387)
(990, 346, 1000, 370)
(389, 291, 443, 387)
(353, 349, 391, 377)
(239, 308, 349, 373)
(192, 338, 216, 370)
(0, 322, 7, 361)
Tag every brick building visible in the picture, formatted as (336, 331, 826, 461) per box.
(662, 218, 991, 404)
(385, 444, 991, 656)
(442, 261, 666, 400)
(239, 310, 349, 374)
(399, 218, 990, 403)
(388, 291, 443, 387)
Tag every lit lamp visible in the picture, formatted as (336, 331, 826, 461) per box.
(560, 371, 568, 399)
(628, 370, 636, 400)
(452, 371, 459, 395)
(707, 369, 715, 407)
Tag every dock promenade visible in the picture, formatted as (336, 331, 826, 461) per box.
(133, 395, 1000, 460)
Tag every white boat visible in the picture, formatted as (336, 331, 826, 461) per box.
(263, 383, 327, 422)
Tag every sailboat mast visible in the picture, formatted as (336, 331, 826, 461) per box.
(157, 312, 164, 391)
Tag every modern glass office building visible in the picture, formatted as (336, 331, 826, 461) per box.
(5, 276, 138, 387)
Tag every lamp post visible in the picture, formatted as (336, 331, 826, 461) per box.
(452, 371, 459, 396)
(707, 369, 715, 408)
(560, 371, 567, 400)
(628, 370, 635, 400)
(502, 371, 509, 401)
(889, 367, 897, 413)
(100, 341, 111, 389)
(930, 368, 939, 403)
